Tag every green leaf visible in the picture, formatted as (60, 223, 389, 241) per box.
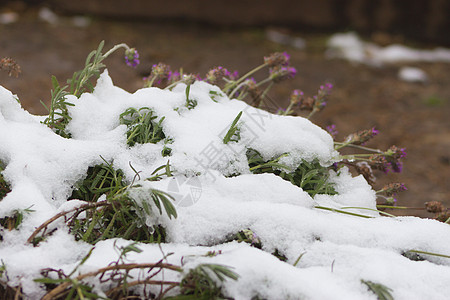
(33, 277, 67, 284)
(151, 189, 177, 219)
(361, 280, 394, 300)
(223, 111, 243, 144)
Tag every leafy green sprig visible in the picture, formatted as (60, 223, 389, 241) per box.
(0, 162, 11, 200)
(361, 280, 394, 300)
(119, 107, 167, 147)
(27, 159, 177, 245)
(223, 111, 243, 144)
(247, 149, 337, 197)
(42, 41, 139, 138)
(35, 243, 237, 300)
(170, 264, 238, 300)
(0, 206, 34, 232)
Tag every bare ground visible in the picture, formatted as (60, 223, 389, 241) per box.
(1, 7, 449, 219)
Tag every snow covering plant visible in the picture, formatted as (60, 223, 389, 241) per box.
(1, 41, 450, 299)
(40, 41, 139, 138)
(0, 162, 10, 200)
(28, 158, 177, 246)
(246, 149, 337, 197)
(34, 242, 237, 300)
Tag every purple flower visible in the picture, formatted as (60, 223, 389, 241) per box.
(283, 66, 297, 78)
(289, 89, 304, 105)
(205, 66, 230, 84)
(318, 82, 333, 96)
(168, 70, 180, 83)
(326, 124, 338, 138)
(345, 127, 379, 145)
(369, 154, 390, 173)
(380, 182, 407, 196)
(270, 66, 297, 82)
(230, 70, 239, 80)
(124, 48, 140, 68)
(389, 161, 403, 173)
(264, 52, 290, 67)
(385, 145, 406, 173)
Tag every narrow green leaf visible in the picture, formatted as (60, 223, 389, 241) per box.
(223, 111, 243, 144)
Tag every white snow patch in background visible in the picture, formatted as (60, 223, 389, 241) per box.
(398, 67, 428, 82)
(0, 12, 19, 25)
(0, 71, 449, 299)
(265, 28, 306, 49)
(38, 7, 59, 25)
(327, 32, 450, 66)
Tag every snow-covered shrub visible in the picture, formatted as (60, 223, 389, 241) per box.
(0, 42, 449, 299)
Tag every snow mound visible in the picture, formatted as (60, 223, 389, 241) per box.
(0, 71, 449, 299)
(327, 32, 450, 66)
(398, 67, 428, 82)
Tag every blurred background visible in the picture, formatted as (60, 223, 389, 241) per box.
(0, 0, 449, 218)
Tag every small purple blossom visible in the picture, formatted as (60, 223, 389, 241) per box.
(143, 62, 172, 87)
(318, 83, 332, 95)
(385, 145, 406, 173)
(389, 161, 403, 173)
(270, 66, 297, 82)
(205, 66, 230, 84)
(326, 124, 338, 138)
(369, 154, 390, 173)
(289, 89, 304, 105)
(168, 70, 180, 83)
(124, 48, 140, 68)
(264, 52, 290, 67)
(229, 70, 239, 80)
(282, 66, 297, 78)
(345, 127, 379, 146)
(380, 183, 407, 196)
(0, 57, 21, 77)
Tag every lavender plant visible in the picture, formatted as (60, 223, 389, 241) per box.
(35, 242, 237, 300)
(138, 48, 443, 219)
(9, 41, 447, 299)
(362, 280, 394, 300)
(0, 261, 22, 300)
(28, 159, 177, 246)
(41, 41, 140, 138)
(0, 57, 21, 78)
(119, 107, 168, 147)
(0, 162, 10, 201)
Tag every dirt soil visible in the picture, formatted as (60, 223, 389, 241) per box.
(1, 6, 449, 219)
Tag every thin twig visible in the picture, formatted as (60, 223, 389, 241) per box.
(106, 279, 180, 297)
(42, 263, 182, 300)
(26, 200, 109, 244)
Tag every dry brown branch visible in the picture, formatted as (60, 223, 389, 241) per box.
(26, 200, 109, 244)
(41, 262, 182, 300)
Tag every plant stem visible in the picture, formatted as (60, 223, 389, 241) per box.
(340, 206, 397, 218)
(376, 205, 426, 210)
(334, 142, 383, 153)
(406, 250, 450, 259)
(102, 43, 130, 59)
(314, 206, 373, 218)
(224, 63, 268, 94)
(259, 82, 274, 108)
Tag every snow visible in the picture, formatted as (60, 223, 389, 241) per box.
(1, 71, 449, 299)
(0, 12, 19, 25)
(327, 32, 450, 66)
(398, 67, 428, 83)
